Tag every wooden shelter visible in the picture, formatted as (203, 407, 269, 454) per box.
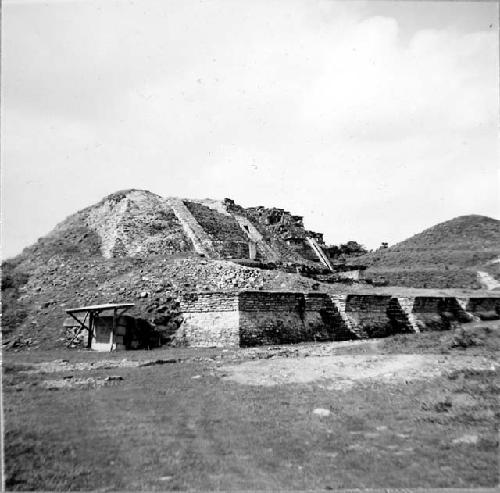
(65, 303, 134, 351)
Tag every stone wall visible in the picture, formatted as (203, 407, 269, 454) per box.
(180, 291, 239, 312)
(225, 200, 322, 267)
(179, 311, 240, 347)
(230, 213, 281, 263)
(238, 291, 307, 346)
(212, 240, 250, 259)
(177, 290, 500, 348)
(179, 292, 240, 347)
(288, 239, 321, 264)
(411, 296, 472, 331)
(463, 297, 500, 320)
(303, 293, 355, 341)
(344, 295, 396, 338)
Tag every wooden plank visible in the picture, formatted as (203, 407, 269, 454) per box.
(66, 303, 134, 314)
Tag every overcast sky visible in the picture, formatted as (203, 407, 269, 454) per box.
(2, 0, 499, 258)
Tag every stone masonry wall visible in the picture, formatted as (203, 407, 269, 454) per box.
(230, 213, 280, 263)
(344, 295, 396, 338)
(180, 291, 239, 312)
(463, 297, 500, 320)
(212, 240, 249, 259)
(178, 290, 500, 348)
(238, 291, 306, 347)
(179, 292, 240, 347)
(179, 311, 240, 347)
(411, 297, 472, 331)
(303, 293, 355, 341)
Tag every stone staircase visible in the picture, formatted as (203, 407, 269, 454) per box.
(477, 271, 500, 290)
(396, 297, 420, 333)
(306, 237, 334, 271)
(166, 198, 216, 258)
(455, 297, 480, 322)
(330, 295, 367, 339)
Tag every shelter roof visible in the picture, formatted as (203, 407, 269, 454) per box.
(66, 303, 134, 314)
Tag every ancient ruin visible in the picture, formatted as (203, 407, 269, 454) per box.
(178, 291, 500, 348)
(3, 189, 500, 352)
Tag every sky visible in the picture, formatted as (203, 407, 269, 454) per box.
(2, 0, 499, 258)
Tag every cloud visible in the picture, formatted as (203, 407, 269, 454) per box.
(2, 0, 499, 257)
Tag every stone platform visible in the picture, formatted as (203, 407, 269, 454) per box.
(178, 290, 500, 347)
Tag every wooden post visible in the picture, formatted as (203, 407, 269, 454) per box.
(87, 312, 94, 349)
(111, 308, 117, 352)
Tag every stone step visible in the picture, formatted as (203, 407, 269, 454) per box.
(477, 270, 500, 290)
(330, 296, 368, 339)
(396, 297, 420, 333)
(456, 297, 481, 322)
(166, 198, 216, 258)
(306, 237, 334, 271)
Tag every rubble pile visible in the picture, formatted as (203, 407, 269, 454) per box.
(3, 251, 321, 350)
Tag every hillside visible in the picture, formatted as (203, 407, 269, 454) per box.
(358, 215, 500, 289)
(1, 190, 334, 350)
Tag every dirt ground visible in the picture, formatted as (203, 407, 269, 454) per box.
(3, 325, 499, 491)
(220, 353, 497, 389)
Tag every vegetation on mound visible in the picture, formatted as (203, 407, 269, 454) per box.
(365, 269, 480, 289)
(357, 215, 500, 288)
(184, 201, 248, 242)
(361, 215, 500, 270)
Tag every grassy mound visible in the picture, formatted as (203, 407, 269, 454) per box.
(359, 215, 500, 288)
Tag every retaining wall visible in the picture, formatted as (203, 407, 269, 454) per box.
(239, 291, 307, 346)
(344, 295, 394, 338)
(178, 290, 500, 348)
(411, 297, 472, 331)
(179, 292, 240, 347)
(303, 293, 354, 341)
(463, 297, 500, 320)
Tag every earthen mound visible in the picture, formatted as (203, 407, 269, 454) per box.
(357, 215, 500, 289)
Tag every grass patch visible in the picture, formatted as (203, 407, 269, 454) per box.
(3, 343, 499, 491)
